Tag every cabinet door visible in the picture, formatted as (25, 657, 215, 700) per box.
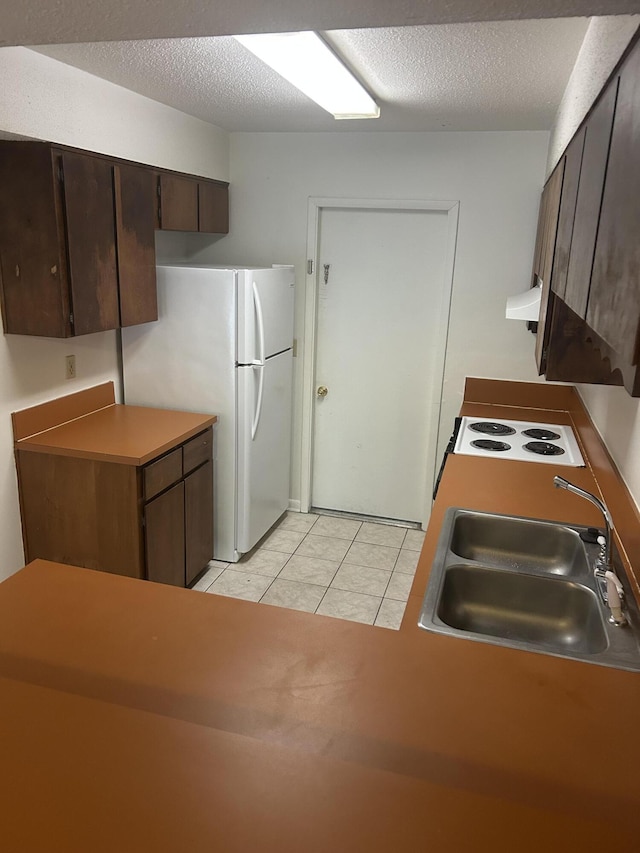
(198, 181, 229, 233)
(0, 142, 69, 336)
(145, 481, 185, 586)
(185, 460, 214, 586)
(588, 41, 640, 365)
(531, 188, 547, 284)
(114, 164, 158, 326)
(564, 79, 618, 319)
(159, 173, 198, 231)
(60, 151, 119, 336)
(550, 128, 585, 301)
(534, 161, 565, 374)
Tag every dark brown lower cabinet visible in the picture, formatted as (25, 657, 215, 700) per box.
(17, 427, 214, 587)
(144, 455, 214, 588)
(185, 461, 214, 586)
(145, 482, 186, 587)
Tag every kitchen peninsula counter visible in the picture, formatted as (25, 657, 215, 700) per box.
(1, 380, 639, 850)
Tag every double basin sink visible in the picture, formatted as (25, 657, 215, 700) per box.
(419, 509, 640, 671)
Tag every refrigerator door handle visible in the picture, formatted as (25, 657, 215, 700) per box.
(251, 364, 265, 440)
(251, 281, 266, 367)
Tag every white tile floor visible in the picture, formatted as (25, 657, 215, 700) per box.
(191, 512, 424, 630)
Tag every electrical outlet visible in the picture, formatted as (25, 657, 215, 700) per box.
(65, 355, 76, 380)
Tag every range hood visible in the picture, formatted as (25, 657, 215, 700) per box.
(505, 281, 542, 322)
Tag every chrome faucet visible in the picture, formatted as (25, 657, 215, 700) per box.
(553, 476, 627, 626)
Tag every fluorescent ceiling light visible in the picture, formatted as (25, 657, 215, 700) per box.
(234, 31, 380, 120)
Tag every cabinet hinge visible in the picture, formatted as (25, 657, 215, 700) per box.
(307, 260, 314, 275)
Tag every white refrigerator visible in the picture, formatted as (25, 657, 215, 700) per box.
(121, 263, 295, 563)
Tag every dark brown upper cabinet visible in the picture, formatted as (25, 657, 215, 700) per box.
(158, 173, 199, 231)
(0, 141, 228, 337)
(550, 127, 585, 302)
(533, 30, 640, 396)
(587, 41, 640, 369)
(534, 160, 564, 375)
(198, 180, 229, 234)
(61, 151, 120, 336)
(114, 163, 158, 327)
(0, 142, 117, 337)
(159, 173, 229, 234)
(563, 79, 618, 319)
(0, 142, 158, 337)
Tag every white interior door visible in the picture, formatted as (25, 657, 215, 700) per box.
(311, 206, 450, 524)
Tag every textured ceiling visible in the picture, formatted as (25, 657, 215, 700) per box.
(33, 19, 591, 132)
(1, 0, 637, 46)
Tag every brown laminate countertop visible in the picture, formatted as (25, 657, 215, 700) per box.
(1, 382, 639, 850)
(15, 403, 217, 465)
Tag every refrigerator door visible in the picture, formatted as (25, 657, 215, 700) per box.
(122, 264, 239, 563)
(237, 267, 295, 363)
(236, 349, 293, 553)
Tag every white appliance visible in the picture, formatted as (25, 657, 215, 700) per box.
(453, 416, 585, 466)
(121, 263, 295, 563)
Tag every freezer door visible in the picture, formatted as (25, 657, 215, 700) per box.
(237, 267, 295, 363)
(236, 350, 293, 554)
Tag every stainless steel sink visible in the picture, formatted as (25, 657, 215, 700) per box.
(449, 513, 588, 576)
(419, 508, 640, 671)
(438, 565, 608, 655)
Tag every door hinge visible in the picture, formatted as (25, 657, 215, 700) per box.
(69, 312, 74, 327)
(57, 162, 64, 183)
(307, 260, 314, 275)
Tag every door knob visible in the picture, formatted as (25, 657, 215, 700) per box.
(317, 385, 328, 397)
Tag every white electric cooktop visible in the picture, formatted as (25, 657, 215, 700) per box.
(453, 417, 585, 466)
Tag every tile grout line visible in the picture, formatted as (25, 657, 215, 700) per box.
(211, 513, 417, 623)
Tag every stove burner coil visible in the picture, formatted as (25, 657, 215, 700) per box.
(470, 439, 512, 452)
(523, 441, 565, 456)
(522, 428, 561, 441)
(469, 422, 516, 437)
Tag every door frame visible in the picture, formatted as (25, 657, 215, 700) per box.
(300, 196, 459, 522)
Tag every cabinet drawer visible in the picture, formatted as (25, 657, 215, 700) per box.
(143, 447, 183, 501)
(183, 428, 213, 474)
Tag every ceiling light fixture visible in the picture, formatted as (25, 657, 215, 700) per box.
(234, 31, 380, 120)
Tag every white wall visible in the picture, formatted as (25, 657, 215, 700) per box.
(188, 131, 549, 508)
(546, 15, 639, 175)
(0, 48, 229, 579)
(578, 386, 640, 505)
(0, 47, 229, 179)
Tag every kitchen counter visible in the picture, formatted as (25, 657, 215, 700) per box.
(1, 380, 639, 850)
(13, 382, 217, 465)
